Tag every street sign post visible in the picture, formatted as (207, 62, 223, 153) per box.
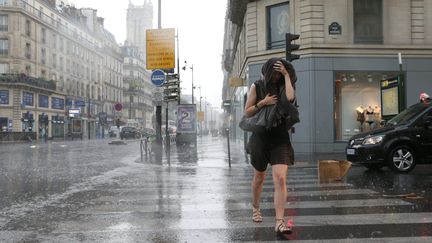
(151, 69, 166, 87)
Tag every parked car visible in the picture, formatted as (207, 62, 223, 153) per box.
(346, 102, 432, 173)
(109, 126, 121, 137)
(120, 126, 141, 140)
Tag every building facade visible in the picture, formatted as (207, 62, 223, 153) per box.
(126, 0, 153, 56)
(121, 45, 153, 128)
(223, 0, 432, 153)
(0, 0, 123, 140)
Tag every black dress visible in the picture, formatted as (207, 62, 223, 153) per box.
(248, 80, 295, 172)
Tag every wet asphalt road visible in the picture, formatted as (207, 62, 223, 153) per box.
(0, 136, 432, 242)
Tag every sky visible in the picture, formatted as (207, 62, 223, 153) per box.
(71, 0, 228, 108)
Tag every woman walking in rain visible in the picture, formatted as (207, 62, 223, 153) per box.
(243, 57, 297, 234)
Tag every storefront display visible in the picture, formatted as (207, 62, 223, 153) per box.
(335, 71, 398, 141)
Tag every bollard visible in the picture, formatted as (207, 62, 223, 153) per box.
(226, 128, 231, 167)
(140, 139, 143, 162)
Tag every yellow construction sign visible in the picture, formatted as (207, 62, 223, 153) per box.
(197, 111, 205, 122)
(146, 28, 175, 70)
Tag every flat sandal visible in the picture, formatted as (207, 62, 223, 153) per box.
(275, 219, 292, 234)
(252, 205, 263, 222)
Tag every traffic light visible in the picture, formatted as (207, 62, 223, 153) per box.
(286, 33, 300, 62)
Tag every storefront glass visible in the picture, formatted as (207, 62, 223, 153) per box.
(334, 71, 399, 141)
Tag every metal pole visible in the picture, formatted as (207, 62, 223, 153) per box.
(158, 0, 161, 29)
(226, 128, 231, 167)
(191, 65, 194, 104)
(155, 0, 162, 145)
(140, 139, 143, 162)
(165, 102, 170, 164)
(177, 29, 181, 105)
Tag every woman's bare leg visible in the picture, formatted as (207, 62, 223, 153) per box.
(271, 164, 288, 220)
(252, 169, 266, 208)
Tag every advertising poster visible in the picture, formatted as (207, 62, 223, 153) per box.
(380, 76, 402, 118)
(177, 104, 196, 134)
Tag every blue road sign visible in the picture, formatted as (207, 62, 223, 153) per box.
(151, 69, 166, 87)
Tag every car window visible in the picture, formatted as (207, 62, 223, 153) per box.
(387, 103, 430, 126)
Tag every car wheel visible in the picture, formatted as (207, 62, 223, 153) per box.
(387, 145, 417, 173)
(364, 164, 384, 170)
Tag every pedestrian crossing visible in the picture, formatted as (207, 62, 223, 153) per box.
(49, 159, 432, 242)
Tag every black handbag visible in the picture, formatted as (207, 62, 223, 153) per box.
(239, 104, 277, 133)
(279, 87, 300, 129)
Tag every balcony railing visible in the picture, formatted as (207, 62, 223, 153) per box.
(0, 73, 56, 90)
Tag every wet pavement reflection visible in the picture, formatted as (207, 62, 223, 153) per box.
(1, 136, 432, 242)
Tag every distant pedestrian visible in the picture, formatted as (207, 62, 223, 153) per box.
(243, 57, 297, 234)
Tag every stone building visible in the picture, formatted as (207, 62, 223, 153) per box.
(126, 0, 153, 56)
(121, 44, 153, 128)
(0, 0, 123, 140)
(223, 0, 432, 153)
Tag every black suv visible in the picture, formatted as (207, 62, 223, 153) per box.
(346, 102, 432, 173)
(120, 126, 141, 140)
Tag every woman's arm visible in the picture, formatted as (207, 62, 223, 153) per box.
(274, 61, 295, 102)
(244, 84, 277, 117)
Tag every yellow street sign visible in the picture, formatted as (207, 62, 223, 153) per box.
(197, 111, 205, 122)
(146, 28, 175, 70)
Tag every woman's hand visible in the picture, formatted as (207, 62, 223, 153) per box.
(273, 61, 288, 76)
(262, 94, 278, 106)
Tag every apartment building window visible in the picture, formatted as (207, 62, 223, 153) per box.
(52, 34, 57, 49)
(22, 91, 34, 106)
(39, 7, 43, 18)
(25, 20, 31, 37)
(25, 43, 31, 59)
(25, 65, 31, 75)
(0, 90, 9, 104)
(354, 0, 383, 44)
(59, 37, 63, 52)
(51, 13, 55, 25)
(0, 0, 7, 6)
(0, 15, 8, 31)
(266, 2, 290, 50)
(0, 38, 8, 55)
(41, 28, 46, 44)
(52, 53, 56, 68)
(41, 70, 46, 79)
(0, 63, 9, 74)
(59, 57, 63, 71)
(41, 48, 46, 64)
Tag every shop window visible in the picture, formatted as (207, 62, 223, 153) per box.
(354, 0, 383, 44)
(334, 72, 397, 141)
(266, 2, 290, 50)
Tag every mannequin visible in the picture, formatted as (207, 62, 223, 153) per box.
(373, 105, 381, 123)
(356, 105, 365, 131)
(365, 106, 374, 122)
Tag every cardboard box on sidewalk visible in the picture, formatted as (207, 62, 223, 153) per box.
(318, 160, 352, 183)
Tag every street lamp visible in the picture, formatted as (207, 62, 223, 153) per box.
(182, 61, 194, 104)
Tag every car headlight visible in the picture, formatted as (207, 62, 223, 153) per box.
(362, 135, 384, 145)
